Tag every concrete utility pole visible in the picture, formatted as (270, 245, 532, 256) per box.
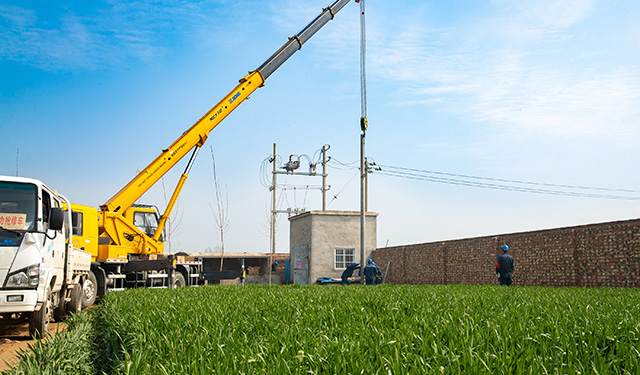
(270, 143, 277, 286)
(360, 134, 366, 283)
(269, 143, 330, 285)
(322, 144, 329, 211)
(365, 157, 368, 211)
(359, 0, 368, 282)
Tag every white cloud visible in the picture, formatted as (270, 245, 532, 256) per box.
(0, 1, 233, 70)
(357, 2, 640, 145)
(491, 0, 595, 30)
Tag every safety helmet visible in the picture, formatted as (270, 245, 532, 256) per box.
(367, 259, 373, 263)
(501, 245, 509, 251)
(352, 262, 358, 266)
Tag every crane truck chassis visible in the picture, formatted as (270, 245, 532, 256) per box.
(1, 0, 353, 324)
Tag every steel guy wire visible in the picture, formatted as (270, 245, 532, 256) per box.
(328, 170, 359, 206)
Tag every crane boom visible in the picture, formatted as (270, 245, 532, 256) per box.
(102, 0, 351, 214)
(99, 0, 352, 256)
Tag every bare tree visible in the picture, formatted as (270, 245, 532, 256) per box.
(210, 146, 230, 271)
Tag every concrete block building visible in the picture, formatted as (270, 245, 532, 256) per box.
(289, 210, 378, 284)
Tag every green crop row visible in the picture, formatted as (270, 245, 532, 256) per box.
(5, 285, 640, 374)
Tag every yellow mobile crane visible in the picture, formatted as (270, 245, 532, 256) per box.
(69, 0, 353, 306)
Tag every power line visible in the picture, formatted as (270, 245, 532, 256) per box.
(378, 164, 640, 193)
(375, 169, 640, 201)
(327, 158, 359, 170)
(330, 160, 640, 200)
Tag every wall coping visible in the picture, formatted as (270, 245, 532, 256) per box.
(289, 210, 379, 222)
(379, 217, 640, 250)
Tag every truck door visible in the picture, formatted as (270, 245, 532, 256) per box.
(41, 189, 65, 291)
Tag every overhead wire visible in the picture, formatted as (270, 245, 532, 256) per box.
(375, 165, 640, 201)
(378, 164, 640, 194)
(327, 158, 359, 170)
(327, 160, 640, 200)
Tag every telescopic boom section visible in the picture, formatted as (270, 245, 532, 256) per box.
(101, 0, 351, 215)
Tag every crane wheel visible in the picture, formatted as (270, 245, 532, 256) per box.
(172, 272, 186, 288)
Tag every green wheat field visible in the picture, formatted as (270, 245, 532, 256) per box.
(5, 284, 640, 374)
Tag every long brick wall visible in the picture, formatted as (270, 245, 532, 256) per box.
(373, 218, 640, 287)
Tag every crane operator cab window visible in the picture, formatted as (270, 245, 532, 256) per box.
(133, 210, 163, 242)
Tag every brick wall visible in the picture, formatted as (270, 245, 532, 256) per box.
(373, 218, 640, 287)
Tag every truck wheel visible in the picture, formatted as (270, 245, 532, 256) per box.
(29, 287, 52, 339)
(53, 287, 67, 322)
(68, 284, 82, 314)
(81, 271, 98, 309)
(172, 272, 186, 288)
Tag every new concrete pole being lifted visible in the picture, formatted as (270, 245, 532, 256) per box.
(359, 0, 368, 282)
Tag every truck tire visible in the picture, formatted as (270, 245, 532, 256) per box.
(53, 287, 67, 322)
(68, 284, 82, 314)
(172, 272, 186, 288)
(81, 271, 98, 309)
(29, 287, 52, 339)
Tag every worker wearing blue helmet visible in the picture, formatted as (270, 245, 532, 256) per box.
(341, 261, 360, 285)
(363, 259, 381, 285)
(495, 244, 514, 286)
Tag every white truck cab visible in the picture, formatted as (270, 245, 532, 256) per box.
(0, 176, 90, 338)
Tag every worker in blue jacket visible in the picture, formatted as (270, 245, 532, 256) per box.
(496, 244, 514, 286)
(363, 259, 380, 285)
(341, 262, 360, 285)
(374, 262, 383, 285)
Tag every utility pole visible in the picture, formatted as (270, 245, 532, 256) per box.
(360, 134, 366, 282)
(322, 145, 328, 211)
(365, 157, 368, 211)
(358, 0, 368, 282)
(268, 143, 330, 285)
(270, 143, 277, 286)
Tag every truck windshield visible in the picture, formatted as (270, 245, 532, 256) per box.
(0, 182, 37, 231)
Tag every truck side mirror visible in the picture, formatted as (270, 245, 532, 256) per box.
(49, 208, 64, 231)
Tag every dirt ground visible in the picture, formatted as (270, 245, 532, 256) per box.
(0, 317, 65, 372)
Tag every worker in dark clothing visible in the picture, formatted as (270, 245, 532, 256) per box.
(496, 244, 514, 286)
(374, 262, 383, 284)
(341, 262, 360, 285)
(363, 259, 379, 285)
(271, 261, 278, 272)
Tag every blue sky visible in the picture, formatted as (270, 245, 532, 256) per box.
(2, 0, 639, 253)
